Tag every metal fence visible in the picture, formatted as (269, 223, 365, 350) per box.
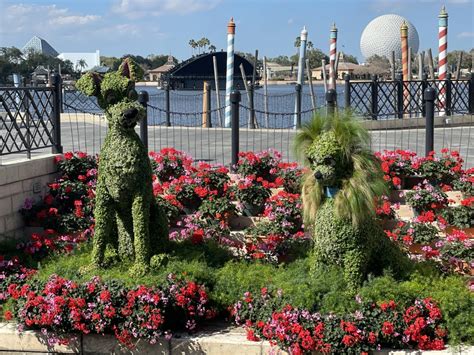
(346, 73, 473, 119)
(0, 75, 62, 159)
(1, 73, 473, 168)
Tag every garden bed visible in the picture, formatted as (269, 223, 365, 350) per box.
(1, 148, 473, 354)
(1, 322, 473, 355)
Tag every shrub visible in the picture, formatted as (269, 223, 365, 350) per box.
(149, 148, 193, 182)
(405, 182, 448, 213)
(236, 150, 282, 181)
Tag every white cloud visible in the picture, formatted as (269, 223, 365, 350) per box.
(1, 4, 101, 34)
(458, 31, 474, 37)
(112, 0, 221, 18)
(50, 15, 101, 26)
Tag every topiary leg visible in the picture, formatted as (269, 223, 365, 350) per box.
(343, 248, 367, 292)
(116, 207, 135, 261)
(149, 200, 169, 255)
(92, 187, 116, 268)
(129, 194, 150, 276)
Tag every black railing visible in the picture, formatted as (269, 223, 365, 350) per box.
(345, 73, 474, 119)
(0, 73, 62, 158)
(2, 73, 473, 168)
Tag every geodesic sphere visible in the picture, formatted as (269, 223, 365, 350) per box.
(360, 14, 419, 61)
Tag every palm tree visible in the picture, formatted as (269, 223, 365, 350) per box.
(189, 39, 197, 55)
(209, 45, 216, 53)
(76, 59, 87, 73)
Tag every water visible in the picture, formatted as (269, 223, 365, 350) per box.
(138, 84, 342, 128)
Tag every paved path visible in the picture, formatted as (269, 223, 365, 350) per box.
(2, 115, 474, 168)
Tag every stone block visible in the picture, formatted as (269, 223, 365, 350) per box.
(0, 322, 77, 353)
(2, 165, 19, 185)
(0, 197, 12, 217)
(446, 191, 463, 206)
(4, 213, 23, 232)
(0, 182, 22, 199)
(11, 192, 30, 214)
(82, 334, 169, 355)
(395, 205, 414, 221)
(0, 217, 5, 234)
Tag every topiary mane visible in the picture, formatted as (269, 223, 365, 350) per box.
(294, 112, 410, 291)
(294, 112, 387, 227)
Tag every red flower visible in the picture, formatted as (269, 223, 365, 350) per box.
(3, 310, 13, 321)
(44, 194, 54, 205)
(382, 321, 394, 335)
(64, 152, 74, 160)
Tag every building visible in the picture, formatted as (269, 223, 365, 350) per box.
(164, 52, 257, 90)
(57, 50, 100, 72)
(22, 36, 59, 56)
(147, 56, 176, 85)
(312, 62, 372, 80)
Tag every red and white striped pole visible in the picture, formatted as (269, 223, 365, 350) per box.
(438, 6, 448, 116)
(328, 23, 338, 90)
(401, 21, 409, 116)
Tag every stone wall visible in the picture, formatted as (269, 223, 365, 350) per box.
(0, 155, 59, 242)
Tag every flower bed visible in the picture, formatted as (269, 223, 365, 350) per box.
(234, 289, 447, 354)
(1, 147, 473, 352)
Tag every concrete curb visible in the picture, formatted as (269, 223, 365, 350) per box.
(1, 322, 472, 355)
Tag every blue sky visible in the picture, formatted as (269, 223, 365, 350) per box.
(0, 0, 472, 62)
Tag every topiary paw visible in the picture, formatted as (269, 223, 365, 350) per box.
(129, 262, 149, 277)
(150, 253, 169, 270)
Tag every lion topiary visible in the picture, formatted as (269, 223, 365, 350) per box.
(294, 112, 410, 291)
(76, 58, 168, 276)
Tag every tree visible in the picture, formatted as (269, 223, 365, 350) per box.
(101, 56, 121, 70)
(343, 54, 358, 64)
(209, 45, 216, 53)
(447, 50, 472, 71)
(366, 55, 390, 70)
(76, 59, 87, 73)
(189, 39, 197, 55)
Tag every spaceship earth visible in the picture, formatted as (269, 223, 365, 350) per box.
(360, 14, 419, 60)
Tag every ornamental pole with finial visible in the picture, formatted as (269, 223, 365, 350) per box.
(224, 17, 236, 127)
(294, 26, 308, 128)
(400, 21, 409, 116)
(438, 5, 448, 116)
(328, 23, 338, 90)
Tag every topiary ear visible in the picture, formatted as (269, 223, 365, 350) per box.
(76, 72, 102, 96)
(118, 57, 144, 82)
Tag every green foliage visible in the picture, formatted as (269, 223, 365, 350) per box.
(441, 205, 473, 229)
(359, 273, 474, 345)
(295, 112, 409, 291)
(75, 58, 168, 275)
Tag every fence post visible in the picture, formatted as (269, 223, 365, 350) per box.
(396, 72, 404, 119)
(424, 87, 436, 156)
(165, 84, 171, 127)
(371, 74, 378, 120)
(295, 84, 302, 129)
(249, 84, 255, 129)
(51, 72, 63, 154)
(138, 90, 149, 151)
(230, 90, 241, 171)
(202, 82, 212, 128)
(344, 74, 351, 111)
(445, 72, 452, 116)
(326, 89, 337, 117)
(469, 72, 474, 114)
(421, 73, 428, 117)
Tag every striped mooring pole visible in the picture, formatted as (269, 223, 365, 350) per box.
(438, 6, 448, 116)
(294, 26, 308, 128)
(400, 21, 409, 116)
(225, 17, 236, 127)
(328, 23, 338, 91)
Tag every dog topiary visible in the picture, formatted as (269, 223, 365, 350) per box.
(76, 58, 168, 276)
(294, 112, 410, 291)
